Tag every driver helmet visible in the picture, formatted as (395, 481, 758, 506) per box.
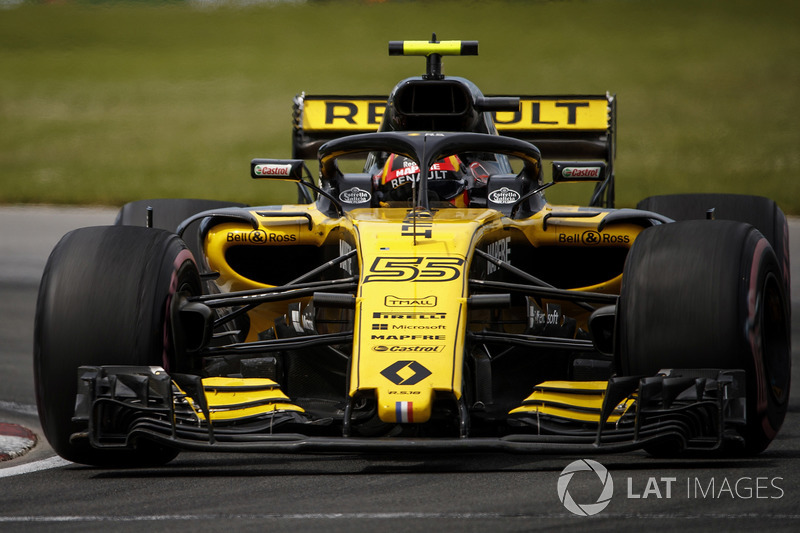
(375, 154, 470, 207)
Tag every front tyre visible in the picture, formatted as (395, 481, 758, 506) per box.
(34, 226, 201, 466)
(637, 193, 790, 309)
(618, 220, 790, 455)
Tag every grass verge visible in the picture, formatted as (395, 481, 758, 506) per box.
(1, 0, 798, 212)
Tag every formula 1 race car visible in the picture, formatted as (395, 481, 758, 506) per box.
(34, 38, 791, 466)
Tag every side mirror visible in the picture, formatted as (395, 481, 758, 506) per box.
(251, 158, 345, 217)
(251, 159, 305, 181)
(552, 161, 606, 183)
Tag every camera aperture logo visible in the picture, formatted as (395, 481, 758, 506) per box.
(557, 458, 785, 517)
(557, 459, 614, 516)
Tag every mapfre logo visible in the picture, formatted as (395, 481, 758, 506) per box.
(557, 459, 614, 516)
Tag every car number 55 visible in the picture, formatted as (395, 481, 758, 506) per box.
(363, 257, 464, 283)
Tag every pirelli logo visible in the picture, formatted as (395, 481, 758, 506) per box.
(301, 96, 609, 132)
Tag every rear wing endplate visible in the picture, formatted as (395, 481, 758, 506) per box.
(292, 94, 386, 159)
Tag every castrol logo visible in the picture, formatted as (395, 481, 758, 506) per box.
(563, 167, 601, 178)
(254, 164, 292, 176)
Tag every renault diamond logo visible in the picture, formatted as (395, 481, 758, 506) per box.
(380, 361, 432, 385)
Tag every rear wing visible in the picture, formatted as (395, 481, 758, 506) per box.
(292, 93, 615, 160)
(291, 93, 616, 206)
(494, 94, 616, 208)
(492, 94, 616, 163)
(292, 95, 386, 159)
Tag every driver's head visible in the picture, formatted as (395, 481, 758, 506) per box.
(375, 154, 469, 206)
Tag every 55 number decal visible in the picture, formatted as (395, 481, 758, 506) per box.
(363, 257, 465, 283)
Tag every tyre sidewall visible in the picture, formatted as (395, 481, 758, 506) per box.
(740, 232, 790, 452)
(34, 226, 198, 465)
(618, 220, 790, 454)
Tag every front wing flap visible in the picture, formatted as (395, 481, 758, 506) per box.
(71, 365, 747, 455)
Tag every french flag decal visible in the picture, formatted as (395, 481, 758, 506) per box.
(395, 401, 414, 423)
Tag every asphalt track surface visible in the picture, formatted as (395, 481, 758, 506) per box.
(1, 206, 799, 533)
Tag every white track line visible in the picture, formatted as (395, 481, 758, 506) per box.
(0, 455, 72, 479)
(0, 401, 38, 416)
(0, 512, 798, 523)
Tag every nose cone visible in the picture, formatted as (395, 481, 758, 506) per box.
(348, 211, 492, 422)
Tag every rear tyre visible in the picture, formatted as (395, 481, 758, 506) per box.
(34, 226, 201, 466)
(117, 198, 251, 344)
(637, 193, 790, 309)
(116, 198, 247, 260)
(618, 220, 790, 455)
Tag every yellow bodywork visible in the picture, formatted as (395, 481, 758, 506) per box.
(183, 376, 303, 423)
(510, 380, 635, 424)
(202, 202, 643, 426)
(301, 96, 610, 133)
(350, 208, 501, 423)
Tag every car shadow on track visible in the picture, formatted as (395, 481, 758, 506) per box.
(76, 451, 793, 479)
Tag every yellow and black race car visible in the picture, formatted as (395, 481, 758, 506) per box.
(34, 38, 790, 466)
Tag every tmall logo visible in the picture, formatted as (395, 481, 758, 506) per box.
(557, 459, 614, 516)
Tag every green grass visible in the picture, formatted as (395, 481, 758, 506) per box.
(1, 0, 799, 212)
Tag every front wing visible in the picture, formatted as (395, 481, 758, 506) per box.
(71, 365, 748, 455)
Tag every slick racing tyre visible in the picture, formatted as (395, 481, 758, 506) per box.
(637, 193, 790, 310)
(34, 226, 201, 466)
(618, 220, 790, 455)
(117, 198, 251, 345)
